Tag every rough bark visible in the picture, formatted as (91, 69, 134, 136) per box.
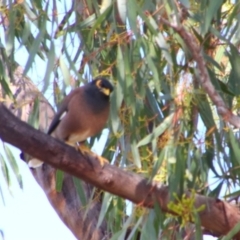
(0, 103, 240, 239)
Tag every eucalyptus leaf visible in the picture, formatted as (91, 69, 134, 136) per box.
(137, 113, 174, 147)
(56, 169, 64, 192)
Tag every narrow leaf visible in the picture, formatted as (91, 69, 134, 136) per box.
(97, 192, 112, 228)
(73, 177, 87, 206)
(56, 169, 64, 192)
(137, 113, 174, 147)
(3, 144, 22, 189)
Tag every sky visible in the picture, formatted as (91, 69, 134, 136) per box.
(0, 147, 76, 240)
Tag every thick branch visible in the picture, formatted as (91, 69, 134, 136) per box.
(160, 16, 240, 128)
(0, 104, 240, 238)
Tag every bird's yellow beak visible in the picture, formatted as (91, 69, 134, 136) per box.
(101, 87, 111, 96)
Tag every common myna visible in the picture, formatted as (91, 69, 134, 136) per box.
(28, 77, 113, 168)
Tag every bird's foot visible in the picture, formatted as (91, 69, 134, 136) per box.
(75, 144, 91, 155)
(95, 155, 109, 167)
(75, 144, 108, 167)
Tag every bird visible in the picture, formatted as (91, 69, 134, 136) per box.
(28, 77, 113, 168)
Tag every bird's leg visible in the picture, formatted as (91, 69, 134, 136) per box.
(75, 141, 108, 167)
(75, 142, 91, 155)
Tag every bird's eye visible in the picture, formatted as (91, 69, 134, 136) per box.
(95, 79, 103, 89)
(94, 78, 113, 94)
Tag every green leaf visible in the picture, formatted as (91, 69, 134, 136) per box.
(197, 95, 216, 130)
(126, 216, 143, 240)
(59, 56, 71, 86)
(42, 41, 55, 93)
(23, 24, 46, 75)
(131, 140, 141, 168)
(224, 189, 240, 199)
(87, 4, 112, 38)
(146, 54, 160, 92)
(137, 113, 174, 147)
(56, 170, 64, 192)
(115, 211, 135, 240)
(193, 209, 203, 239)
(0, 153, 10, 189)
(27, 97, 40, 128)
(222, 222, 240, 240)
(146, 15, 173, 65)
(141, 210, 157, 240)
(97, 192, 112, 228)
(201, 0, 224, 35)
(0, 58, 13, 99)
(179, 0, 190, 8)
(227, 45, 240, 95)
(73, 177, 87, 206)
(127, 0, 138, 36)
(3, 144, 22, 189)
(146, 86, 164, 122)
(111, 45, 124, 134)
(229, 129, 240, 165)
(204, 54, 223, 71)
(151, 149, 165, 179)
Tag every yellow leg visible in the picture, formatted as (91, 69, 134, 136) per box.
(75, 143, 108, 166)
(95, 155, 109, 166)
(75, 144, 91, 155)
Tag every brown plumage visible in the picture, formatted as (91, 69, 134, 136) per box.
(48, 78, 113, 144)
(28, 77, 113, 168)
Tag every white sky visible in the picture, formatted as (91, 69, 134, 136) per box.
(0, 147, 76, 240)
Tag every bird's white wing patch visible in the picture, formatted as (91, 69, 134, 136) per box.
(59, 111, 67, 120)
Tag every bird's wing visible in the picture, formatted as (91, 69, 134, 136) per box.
(47, 91, 76, 135)
(47, 105, 67, 135)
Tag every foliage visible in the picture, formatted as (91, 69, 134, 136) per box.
(0, 0, 240, 239)
(167, 191, 205, 227)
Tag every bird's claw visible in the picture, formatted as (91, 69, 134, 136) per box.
(96, 155, 108, 167)
(76, 144, 108, 167)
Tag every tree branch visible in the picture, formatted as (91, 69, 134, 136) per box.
(0, 103, 240, 238)
(159, 15, 240, 128)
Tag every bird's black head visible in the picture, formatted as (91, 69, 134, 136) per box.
(92, 77, 114, 97)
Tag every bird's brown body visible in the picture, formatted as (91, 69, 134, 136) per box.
(49, 85, 111, 145)
(27, 78, 113, 168)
